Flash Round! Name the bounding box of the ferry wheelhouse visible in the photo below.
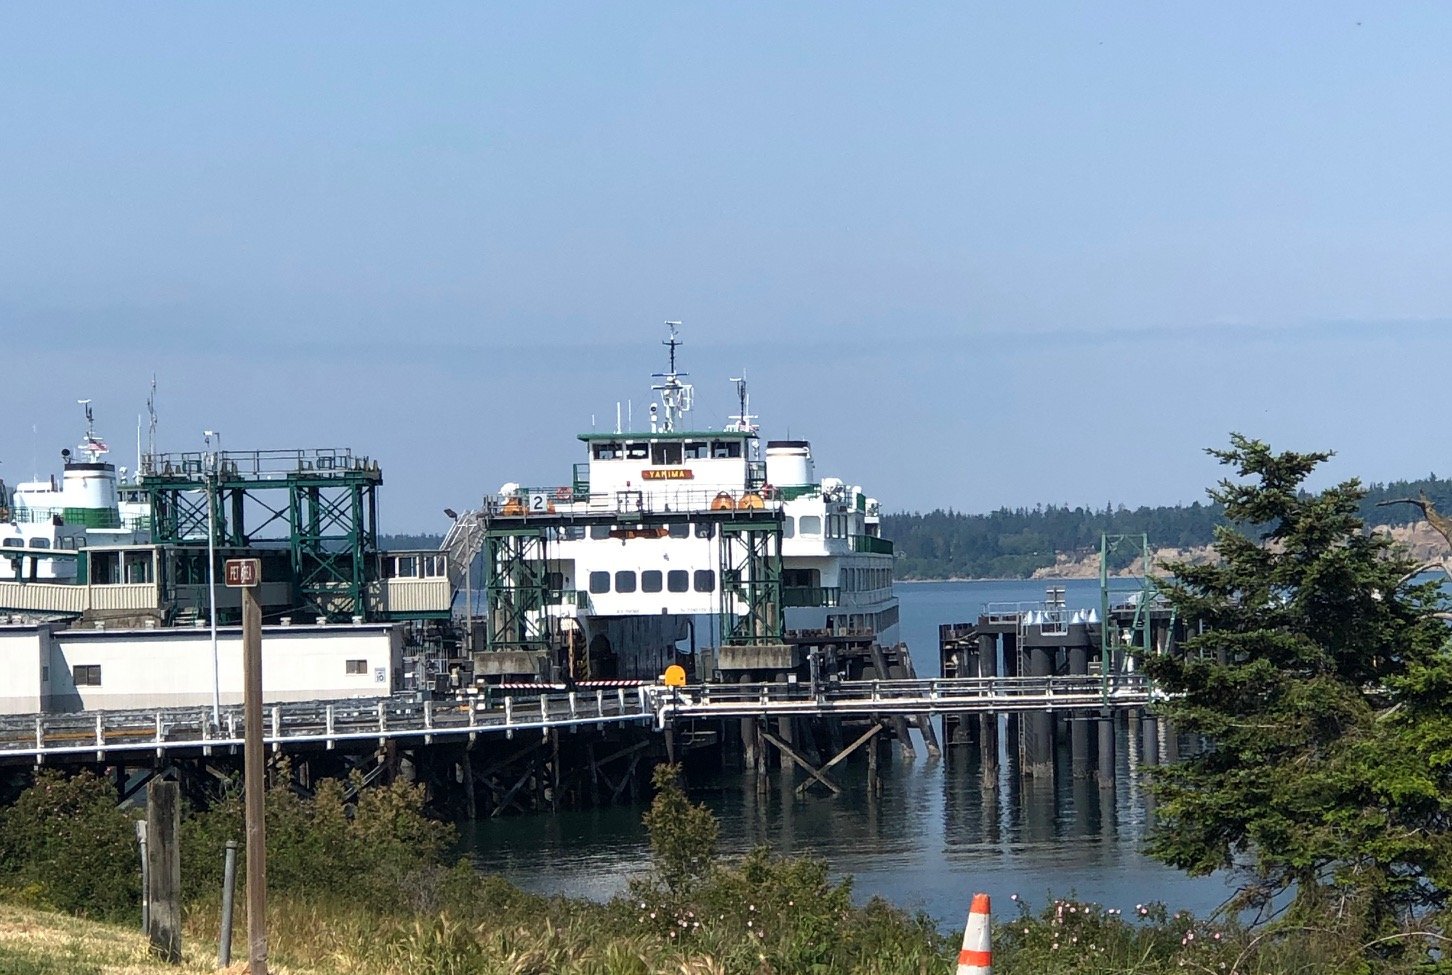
[477,325,899,683]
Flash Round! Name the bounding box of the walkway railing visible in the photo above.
[0,686,655,765]
[0,674,1155,766]
[655,674,1152,724]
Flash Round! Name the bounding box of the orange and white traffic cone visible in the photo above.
[957,892,991,974]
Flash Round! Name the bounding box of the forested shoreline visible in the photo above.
[883,474,1449,579]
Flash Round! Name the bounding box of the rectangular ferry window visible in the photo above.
[626,442,649,460]
[124,552,153,584]
[710,440,742,459]
[684,441,707,460]
[641,570,663,593]
[90,551,121,584]
[346,659,367,675]
[593,442,623,460]
[589,571,610,594]
[782,516,795,538]
[694,522,714,539]
[590,525,611,540]
[73,664,101,686]
[668,522,689,539]
[651,442,683,465]
[614,570,637,593]
[693,569,715,593]
[667,570,689,592]
[799,515,822,536]
[31,538,50,549]
[2,538,21,548]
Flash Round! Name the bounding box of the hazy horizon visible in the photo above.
[5,5,1449,532]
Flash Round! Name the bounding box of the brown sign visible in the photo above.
[224,558,261,588]
[641,469,694,480]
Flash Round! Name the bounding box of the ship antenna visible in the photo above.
[726,371,758,435]
[146,375,157,473]
[76,399,107,464]
[651,320,693,433]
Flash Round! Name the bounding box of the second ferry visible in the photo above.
[469,324,905,686]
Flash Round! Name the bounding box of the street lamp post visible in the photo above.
[204,430,221,724]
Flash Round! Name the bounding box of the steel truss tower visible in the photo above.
[141,449,382,622]
[718,519,783,645]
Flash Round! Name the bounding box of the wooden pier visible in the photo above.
[0,665,1158,811]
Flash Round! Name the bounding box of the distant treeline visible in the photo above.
[379,474,1450,582]
[882,474,1450,580]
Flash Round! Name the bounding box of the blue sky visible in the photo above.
[3,4,1449,530]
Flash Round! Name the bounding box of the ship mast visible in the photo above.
[76,399,109,464]
[650,321,694,433]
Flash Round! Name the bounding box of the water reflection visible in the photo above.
[462,717,1232,926]
[461,580,1235,925]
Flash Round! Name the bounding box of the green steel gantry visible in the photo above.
[481,526,557,654]
[718,518,783,645]
[140,448,382,622]
[477,502,785,660]
[1099,532,1176,692]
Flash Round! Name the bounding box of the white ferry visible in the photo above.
[478,325,900,682]
[0,403,150,583]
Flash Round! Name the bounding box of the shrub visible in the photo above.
[181,762,455,909]
[0,771,138,921]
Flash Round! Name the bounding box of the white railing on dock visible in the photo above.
[0,686,657,765]
[652,674,1153,726]
[0,674,1154,766]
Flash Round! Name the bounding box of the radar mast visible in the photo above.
[650,321,694,433]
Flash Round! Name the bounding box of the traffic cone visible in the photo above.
[957,892,991,974]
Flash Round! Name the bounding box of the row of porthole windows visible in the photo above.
[588,569,715,595]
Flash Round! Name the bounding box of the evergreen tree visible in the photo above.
[1145,436,1452,949]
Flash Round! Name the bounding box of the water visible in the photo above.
[461,579,1236,927]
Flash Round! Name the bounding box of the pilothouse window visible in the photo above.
[710,440,742,459]
[593,442,624,460]
[651,442,683,465]
[684,441,708,460]
[626,442,649,460]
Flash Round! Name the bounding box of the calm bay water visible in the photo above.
[461,579,1235,927]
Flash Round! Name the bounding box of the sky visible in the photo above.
[3,4,1450,532]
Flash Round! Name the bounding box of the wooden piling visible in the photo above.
[145,779,181,964]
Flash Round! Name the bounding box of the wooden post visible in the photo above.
[867,728,881,795]
[462,749,477,821]
[242,581,268,975]
[145,780,181,963]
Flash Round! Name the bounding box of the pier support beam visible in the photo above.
[1022,644,1054,777]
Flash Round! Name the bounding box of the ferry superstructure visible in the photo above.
[476,325,900,683]
[0,403,149,582]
